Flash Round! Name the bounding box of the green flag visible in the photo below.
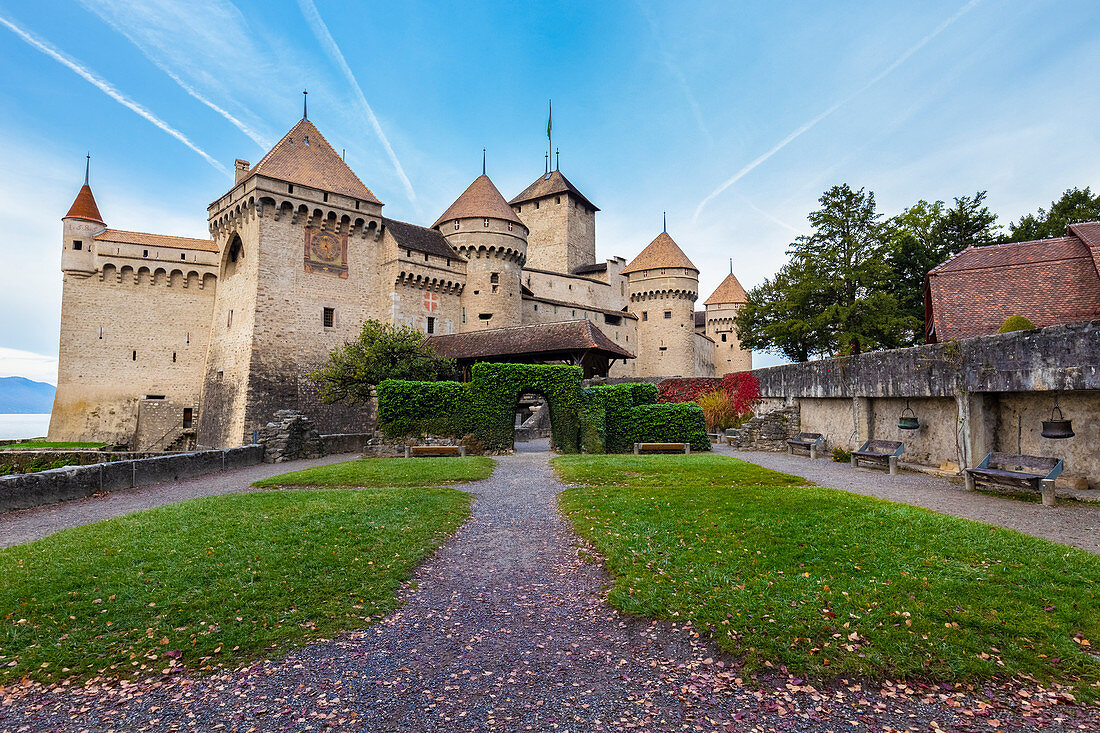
[547,100,552,141]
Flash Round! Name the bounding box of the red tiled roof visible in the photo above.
[248,119,381,204]
[433,174,525,228]
[64,184,105,224]
[926,228,1100,341]
[426,320,633,360]
[384,218,461,260]
[508,170,598,211]
[704,272,748,305]
[94,229,217,253]
[621,232,697,274]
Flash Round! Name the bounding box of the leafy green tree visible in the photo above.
[736,184,917,360]
[1004,187,1100,242]
[934,191,998,254]
[883,200,945,345]
[311,320,455,404]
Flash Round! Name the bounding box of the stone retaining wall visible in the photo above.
[0,445,264,513]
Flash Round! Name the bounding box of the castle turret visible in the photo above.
[509,168,597,273]
[623,230,699,376]
[704,266,752,375]
[436,174,528,330]
[61,156,105,276]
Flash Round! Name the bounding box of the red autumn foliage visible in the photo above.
[657,372,761,416]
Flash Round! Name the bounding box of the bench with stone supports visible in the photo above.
[786,432,825,459]
[404,445,466,458]
[965,452,1063,506]
[851,440,905,475]
[633,442,691,455]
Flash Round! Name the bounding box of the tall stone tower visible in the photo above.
[509,169,597,273]
[436,174,528,330]
[198,115,385,447]
[60,159,105,277]
[623,230,699,376]
[704,266,752,375]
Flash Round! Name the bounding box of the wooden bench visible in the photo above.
[965,452,1063,506]
[787,432,824,459]
[633,442,691,455]
[404,445,466,458]
[708,433,723,444]
[851,440,905,475]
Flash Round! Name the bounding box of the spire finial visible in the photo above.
[302,89,308,119]
[482,148,486,176]
[544,152,549,175]
[555,147,560,171]
[730,257,733,275]
[663,211,667,233]
[84,153,90,186]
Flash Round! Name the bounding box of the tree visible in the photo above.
[1004,187,1100,242]
[736,184,917,360]
[883,200,946,345]
[311,320,455,404]
[934,191,998,254]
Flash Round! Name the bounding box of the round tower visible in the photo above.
[704,264,752,375]
[622,230,699,377]
[61,155,105,277]
[435,174,528,330]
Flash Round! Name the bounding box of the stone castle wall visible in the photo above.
[705,302,752,374]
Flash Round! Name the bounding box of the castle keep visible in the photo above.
[49,115,751,449]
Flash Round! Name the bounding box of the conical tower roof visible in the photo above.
[248,118,381,203]
[704,272,748,305]
[621,232,697,274]
[64,184,105,225]
[509,169,598,211]
[433,174,525,228]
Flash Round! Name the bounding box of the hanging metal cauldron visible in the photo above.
[1041,397,1074,439]
[898,399,920,430]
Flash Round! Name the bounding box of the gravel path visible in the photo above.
[0,453,357,548]
[720,447,1100,554]
[2,448,1095,732]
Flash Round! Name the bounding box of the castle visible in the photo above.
[49,113,751,449]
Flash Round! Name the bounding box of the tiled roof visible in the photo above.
[64,184,105,224]
[704,272,748,305]
[927,230,1100,341]
[426,320,633,360]
[621,232,697,274]
[524,293,638,320]
[508,170,598,211]
[94,229,217,253]
[385,218,461,260]
[572,262,607,275]
[433,175,525,228]
[248,119,381,204]
[1069,222,1100,274]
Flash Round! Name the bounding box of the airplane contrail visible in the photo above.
[298,0,416,203]
[693,0,983,222]
[0,13,229,176]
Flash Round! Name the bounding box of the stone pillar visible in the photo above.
[956,392,996,470]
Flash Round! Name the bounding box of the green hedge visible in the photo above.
[584,385,636,453]
[375,379,467,437]
[630,403,709,451]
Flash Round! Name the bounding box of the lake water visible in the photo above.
[0,414,51,440]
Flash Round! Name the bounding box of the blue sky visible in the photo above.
[1,0,1098,383]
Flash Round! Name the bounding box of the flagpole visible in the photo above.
[547,99,552,178]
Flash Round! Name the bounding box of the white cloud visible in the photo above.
[0,348,59,385]
[0,12,229,176]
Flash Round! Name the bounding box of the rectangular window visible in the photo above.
[323,307,335,328]
[490,272,499,283]
[132,350,137,361]
[143,249,149,257]
[659,346,668,351]
[664,311,672,319]
[227,309,233,327]
[462,307,467,324]
[288,183,294,193]
[182,408,193,429]
[721,334,727,342]
[426,316,435,334]
[73,240,82,250]
[492,284,499,293]
[323,192,329,203]
[642,312,648,321]
[180,253,186,260]
[172,351,177,362]
[604,314,621,326]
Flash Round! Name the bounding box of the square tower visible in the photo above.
[509,170,597,273]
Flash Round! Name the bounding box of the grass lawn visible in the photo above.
[252,456,495,488]
[1,485,472,685]
[0,441,105,451]
[555,454,1100,694]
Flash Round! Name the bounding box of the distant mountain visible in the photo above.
[0,377,55,413]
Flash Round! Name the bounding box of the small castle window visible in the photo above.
[478,313,492,320]
[143,250,149,258]
[426,316,435,334]
[132,350,137,361]
[227,309,233,327]
[533,304,538,311]
[304,134,310,145]
[659,346,667,351]
[355,201,360,210]
[73,240,82,250]
[490,272,499,283]
[642,312,648,321]
[555,196,560,204]
[406,249,411,257]
[483,218,489,228]
[664,311,672,319]
[424,252,429,262]
[492,285,498,293]
[323,307,335,328]
[721,334,727,342]
[182,408,193,429]
[323,192,328,203]
[172,351,177,362]
[288,184,294,193]
[462,307,467,324]
[535,201,540,209]
[98,327,103,340]
[454,221,460,230]
[571,310,576,317]
[180,253,186,260]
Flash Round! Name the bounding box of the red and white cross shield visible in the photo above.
[423,291,439,312]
